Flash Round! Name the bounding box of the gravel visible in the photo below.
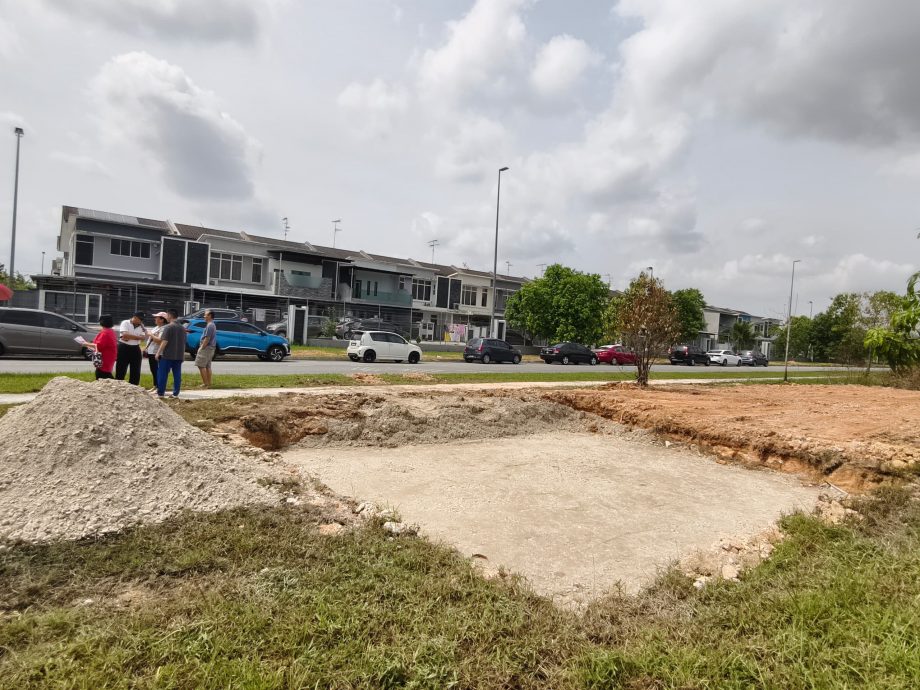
[0,377,282,543]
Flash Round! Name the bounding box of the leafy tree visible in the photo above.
[608,273,679,386]
[728,320,755,350]
[860,290,903,372]
[504,264,609,345]
[772,316,813,360]
[812,293,863,364]
[864,272,920,372]
[0,264,35,291]
[670,288,707,343]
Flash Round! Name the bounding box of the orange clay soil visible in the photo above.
[543,383,920,493]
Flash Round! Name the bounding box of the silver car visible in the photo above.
[0,308,92,358]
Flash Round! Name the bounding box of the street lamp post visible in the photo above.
[41,251,45,275]
[332,219,342,248]
[490,166,509,338]
[9,127,24,285]
[783,259,801,382]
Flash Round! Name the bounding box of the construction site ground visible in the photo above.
[170,381,919,605]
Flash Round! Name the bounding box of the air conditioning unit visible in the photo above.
[209,278,219,286]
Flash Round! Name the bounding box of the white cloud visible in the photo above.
[530,34,600,99]
[91,52,262,200]
[49,152,111,177]
[0,15,21,59]
[417,0,527,105]
[337,78,409,140]
[433,114,508,182]
[42,0,279,43]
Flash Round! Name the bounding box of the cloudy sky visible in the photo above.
[1,0,918,317]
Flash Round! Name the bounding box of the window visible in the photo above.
[0,310,43,327]
[110,238,151,258]
[251,258,263,284]
[370,332,388,342]
[209,252,243,281]
[386,333,407,345]
[237,323,262,334]
[398,276,410,291]
[291,270,311,277]
[75,234,94,265]
[42,313,77,330]
[373,281,378,297]
[481,288,488,307]
[353,280,362,298]
[412,278,432,302]
[461,285,478,306]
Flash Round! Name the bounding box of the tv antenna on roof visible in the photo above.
[505,260,512,274]
[281,216,290,241]
[427,238,440,263]
[332,219,342,248]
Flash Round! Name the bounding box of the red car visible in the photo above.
[594,344,637,365]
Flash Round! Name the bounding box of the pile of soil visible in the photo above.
[229,391,608,450]
[545,384,920,491]
[0,378,283,543]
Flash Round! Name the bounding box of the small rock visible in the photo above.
[721,564,740,580]
[382,521,418,536]
[664,440,672,448]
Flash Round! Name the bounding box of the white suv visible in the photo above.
[347,330,422,363]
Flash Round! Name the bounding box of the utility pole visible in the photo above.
[9,127,24,285]
[281,216,290,241]
[490,166,509,338]
[427,238,439,264]
[537,263,547,276]
[783,259,801,382]
[41,251,45,275]
[603,273,612,288]
[332,219,342,248]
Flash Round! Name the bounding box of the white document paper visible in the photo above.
[73,336,89,345]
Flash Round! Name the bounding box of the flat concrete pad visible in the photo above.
[286,432,820,605]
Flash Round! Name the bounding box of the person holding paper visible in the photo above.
[85,315,117,380]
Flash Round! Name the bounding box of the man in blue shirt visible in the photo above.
[194,309,218,389]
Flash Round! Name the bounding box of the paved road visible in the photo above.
[0,357,849,376]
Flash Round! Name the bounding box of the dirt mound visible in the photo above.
[544,384,920,492]
[0,378,284,543]
[217,391,608,450]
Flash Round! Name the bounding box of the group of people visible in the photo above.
[86,309,218,398]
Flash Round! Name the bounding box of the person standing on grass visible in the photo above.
[86,314,117,380]
[155,309,187,398]
[194,309,217,389]
[115,311,146,385]
[144,312,168,392]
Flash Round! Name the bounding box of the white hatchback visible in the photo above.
[347,331,422,363]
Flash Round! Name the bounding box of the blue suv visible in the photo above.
[186,319,290,362]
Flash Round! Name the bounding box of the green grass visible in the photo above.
[1,489,919,688]
[0,369,852,395]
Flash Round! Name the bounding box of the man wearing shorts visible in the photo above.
[195,309,218,389]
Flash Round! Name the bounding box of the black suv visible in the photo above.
[464,338,522,364]
[669,344,710,366]
[738,349,769,367]
[540,342,598,365]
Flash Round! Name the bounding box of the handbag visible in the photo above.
[91,350,104,369]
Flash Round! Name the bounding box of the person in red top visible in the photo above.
[87,314,118,380]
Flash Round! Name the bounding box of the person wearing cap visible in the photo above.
[85,314,117,380]
[144,312,169,391]
[116,311,147,386]
[194,309,218,389]
[155,308,187,398]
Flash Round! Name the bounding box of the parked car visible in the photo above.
[181,308,247,323]
[708,349,742,366]
[347,331,421,363]
[668,344,710,366]
[339,318,407,340]
[265,315,329,339]
[464,338,522,364]
[185,318,289,361]
[0,307,93,358]
[594,344,637,366]
[738,349,769,367]
[540,342,598,365]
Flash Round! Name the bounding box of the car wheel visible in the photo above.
[267,345,285,362]
[721,359,727,366]
[363,350,376,363]
[736,359,742,367]
[408,352,420,364]
[590,356,598,366]
[562,355,570,365]
[688,357,695,366]
[482,353,491,364]
[512,354,521,364]
[188,347,198,358]
[80,346,91,360]
[543,358,552,364]
[704,359,710,366]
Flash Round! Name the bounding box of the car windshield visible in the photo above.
[550,343,566,349]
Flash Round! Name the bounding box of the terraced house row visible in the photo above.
[29,206,528,342]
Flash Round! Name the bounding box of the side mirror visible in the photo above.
[71,324,79,331]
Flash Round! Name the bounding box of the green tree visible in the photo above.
[860,290,903,372]
[0,264,35,291]
[772,316,813,360]
[728,320,755,350]
[504,264,610,345]
[864,272,920,372]
[670,288,707,343]
[609,273,680,386]
[812,293,863,364]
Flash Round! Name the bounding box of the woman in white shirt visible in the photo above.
[145,312,168,391]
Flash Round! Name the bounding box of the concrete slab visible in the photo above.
[286,432,821,606]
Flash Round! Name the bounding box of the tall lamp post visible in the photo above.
[490,166,509,338]
[9,127,24,285]
[331,219,342,248]
[783,259,801,382]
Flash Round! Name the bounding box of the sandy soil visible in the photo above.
[285,432,820,606]
[544,384,920,492]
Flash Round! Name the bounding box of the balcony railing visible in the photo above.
[351,290,412,306]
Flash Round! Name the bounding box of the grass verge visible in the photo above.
[0,369,855,395]
[1,489,918,688]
